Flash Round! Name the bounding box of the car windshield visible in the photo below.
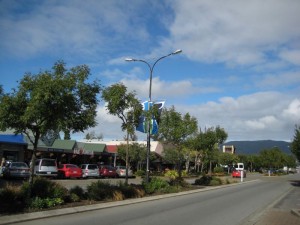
[11,162,28,168]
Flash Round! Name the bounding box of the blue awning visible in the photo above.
[0,134,27,145]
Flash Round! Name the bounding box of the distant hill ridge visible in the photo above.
[223,140,291,155]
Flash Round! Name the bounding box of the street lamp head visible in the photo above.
[172,49,182,55]
[125,58,134,62]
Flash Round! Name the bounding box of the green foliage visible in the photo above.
[87,180,113,201]
[291,125,300,161]
[194,175,222,186]
[101,83,142,133]
[30,197,64,209]
[213,166,224,174]
[164,169,179,180]
[259,147,287,169]
[23,177,68,199]
[135,170,146,177]
[143,177,170,194]
[195,175,212,185]
[0,184,27,213]
[69,185,86,200]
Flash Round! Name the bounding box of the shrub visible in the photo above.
[143,177,170,194]
[69,185,86,200]
[23,177,68,199]
[213,167,224,174]
[87,181,114,201]
[135,170,145,177]
[30,197,64,209]
[164,170,178,180]
[0,184,27,213]
[194,175,212,185]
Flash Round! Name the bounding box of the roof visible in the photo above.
[0,134,27,145]
[76,142,105,154]
[106,145,118,153]
[51,139,76,150]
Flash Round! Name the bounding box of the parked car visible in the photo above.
[34,158,58,177]
[2,162,30,179]
[80,164,99,178]
[115,165,133,178]
[232,169,246,178]
[99,165,117,178]
[57,164,82,179]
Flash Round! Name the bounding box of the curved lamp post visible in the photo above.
[125,49,182,183]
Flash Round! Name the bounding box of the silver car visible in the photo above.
[115,166,133,178]
[80,164,99,178]
[2,162,30,179]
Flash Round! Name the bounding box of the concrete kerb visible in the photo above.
[0,179,260,225]
[291,209,300,217]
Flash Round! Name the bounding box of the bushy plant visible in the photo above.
[22,177,68,199]
[194,175,212,185]
[87,181,114,201]
[69,185,86,200]
[30,197,64,209]
[0,184,27,213]
[143,177,170,194]
[164,170,178,180]
[135,170,145,177]
[213,167,224,174]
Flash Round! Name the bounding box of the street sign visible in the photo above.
[136,100,165,134]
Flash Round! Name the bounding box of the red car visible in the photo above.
[99,165,117,178]
[57,164,82,179]
[232,169,246,178]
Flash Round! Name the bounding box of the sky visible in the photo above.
[0,0,300,142]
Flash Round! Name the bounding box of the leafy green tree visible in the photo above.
[291,125,300,161]
[101,83,142,184]
[194,126,228,176]
[0,61,101,185]
[117,142,153,171]
[259,147,286,169]
[156,106,198,177]
[218,152,239,173]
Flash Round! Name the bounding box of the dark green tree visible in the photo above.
[259,147,286,169]
[193,126,228,176]
[156,106,198,177]
[0,61,101,185]
[291,125,300,161]
[101,83,142,184]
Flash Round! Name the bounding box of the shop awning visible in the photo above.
[0,134,27,145]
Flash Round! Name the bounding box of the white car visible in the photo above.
[115,166,133,178]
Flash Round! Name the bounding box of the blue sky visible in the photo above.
[1,0,300,142]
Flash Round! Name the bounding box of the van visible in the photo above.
[80,164,99,178]
[234,163,244,171]
[34,158,58,177]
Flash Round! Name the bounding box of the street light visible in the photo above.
[125,49,182,183]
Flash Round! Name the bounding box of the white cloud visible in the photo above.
[166,0,300,66]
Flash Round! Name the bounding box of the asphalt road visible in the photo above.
[12,174,297,225]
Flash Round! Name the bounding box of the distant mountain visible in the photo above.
[222,140,291,155]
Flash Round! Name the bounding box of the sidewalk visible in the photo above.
[244,178,300,225]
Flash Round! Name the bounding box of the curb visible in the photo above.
[0,179,259,225]
[291,208,300,217]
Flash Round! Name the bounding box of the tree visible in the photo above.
[193,126,228,176]
[101,83,142,184]
[0,61,101,185]
[291,125,300,161]
[218,152,239,173]
[156,106,198,177]
[259,147,286,169]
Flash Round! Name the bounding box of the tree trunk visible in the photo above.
[125,132,129,185]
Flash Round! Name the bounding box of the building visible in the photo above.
[222,145,236,154]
